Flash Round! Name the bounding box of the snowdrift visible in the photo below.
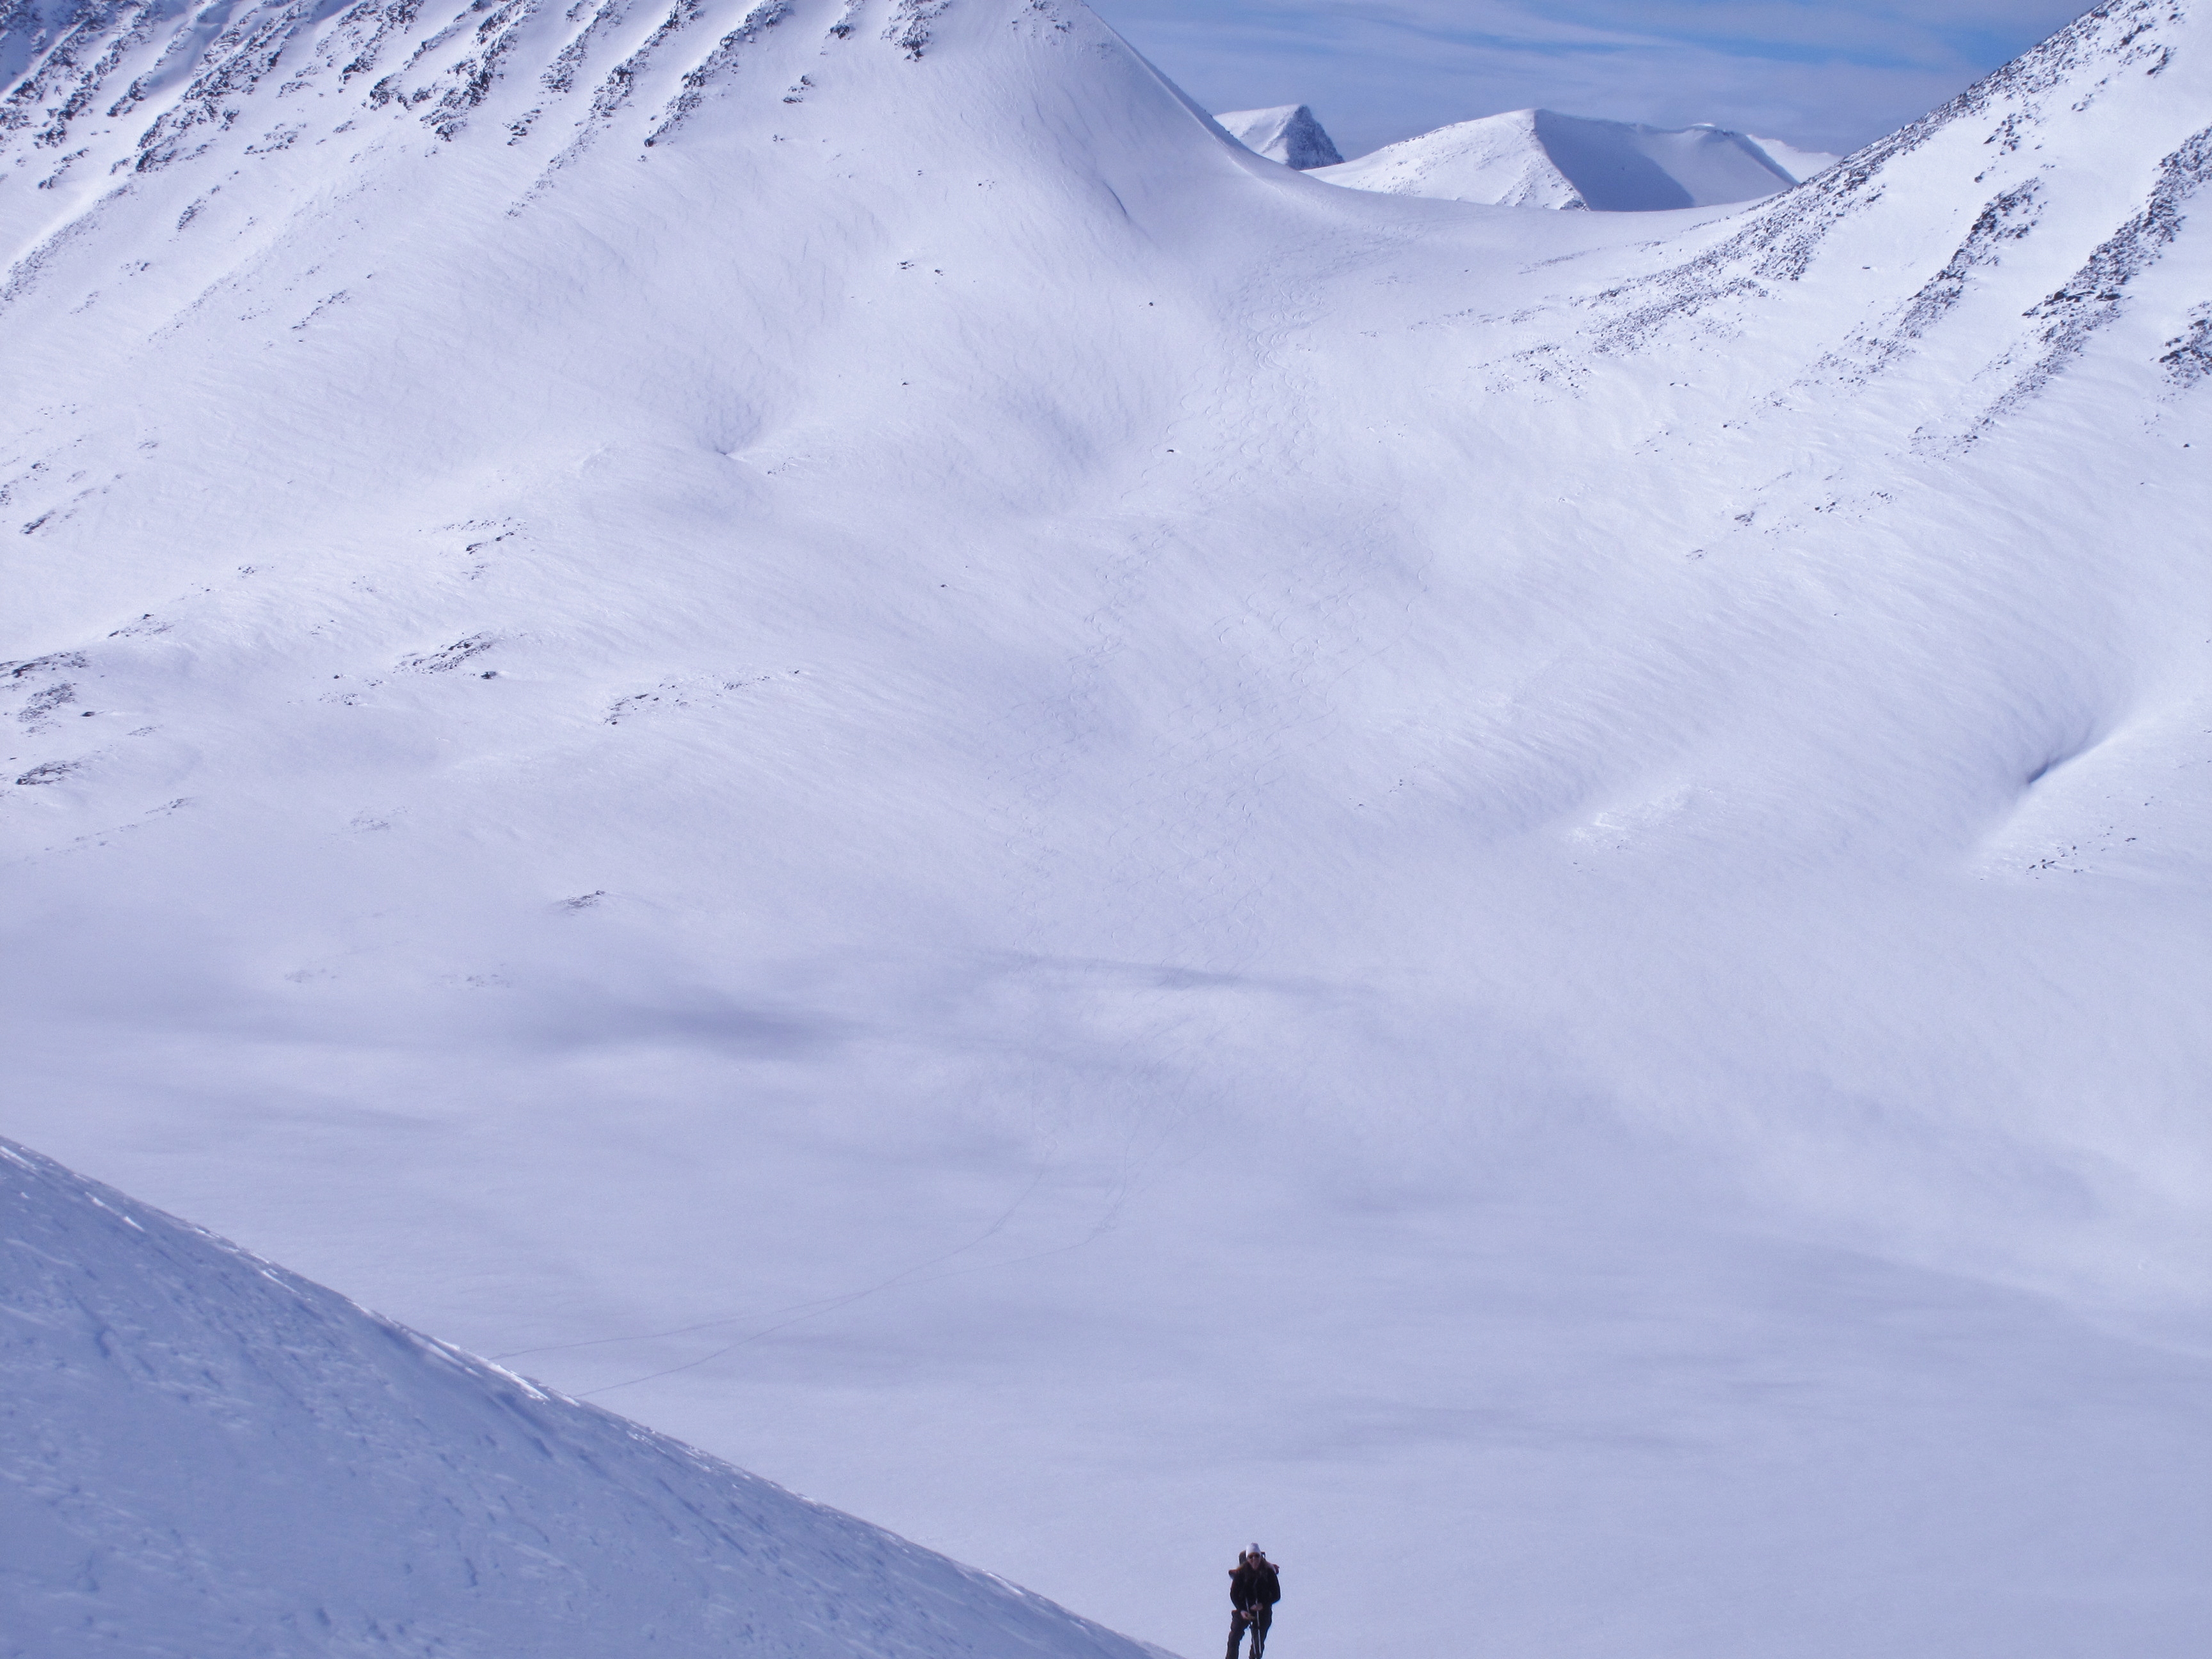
[0,1137,1167,1659]
[1313,107,1808,209]
[3,0,2211,1655]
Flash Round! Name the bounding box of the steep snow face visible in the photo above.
[1213,102,1341,168]
[1746,132,1841,182]
[1314,108,1802,209]
[0,1136,1169,1659]
[3,1,2212,1656]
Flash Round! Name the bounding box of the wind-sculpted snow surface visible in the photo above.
[0,1137,1170,1659]
[2,1,2211,1656]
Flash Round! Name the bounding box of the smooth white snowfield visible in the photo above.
[3,0,2211,1656]
[0,1137,1171,1659]
[1313,107,1804,209]
[1212,104,1342,169]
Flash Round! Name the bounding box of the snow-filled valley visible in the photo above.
[4,0,2211,1655]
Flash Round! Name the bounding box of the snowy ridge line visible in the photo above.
[1214,104,1341,171]
[1310,109,1801,212]
[1578,0,2186,352]
[0,1135,389,1326]
[1467,0,2212,441]
[0,1134,1176,1659]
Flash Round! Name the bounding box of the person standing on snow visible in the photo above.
[1226,1545,1281,1659]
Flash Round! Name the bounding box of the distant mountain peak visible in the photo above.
[1313,108,1830,211]
[1214,103,1343,169]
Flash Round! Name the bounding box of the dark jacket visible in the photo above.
[1230,1560,1281,1611]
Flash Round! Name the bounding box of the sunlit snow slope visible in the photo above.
[4,0,2211,1655]
[0,1137,1167,1659]
[1312,107,1802,209]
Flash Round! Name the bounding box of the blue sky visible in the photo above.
[1089,1,2094,157]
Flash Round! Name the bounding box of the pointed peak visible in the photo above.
[1214,103,1344,169]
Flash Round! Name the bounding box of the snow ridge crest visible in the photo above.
[0,1134,1167,1659]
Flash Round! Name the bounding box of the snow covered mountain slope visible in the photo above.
[0,1137,1167,1659]
[3,0,2211,1655]
[1312,108,1802,209]
[1212,103,1340,168]
[1745,132,1840,182]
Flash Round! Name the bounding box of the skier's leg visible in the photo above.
[1224,1612,1246,1659]
[1251,1607,1270,1659]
